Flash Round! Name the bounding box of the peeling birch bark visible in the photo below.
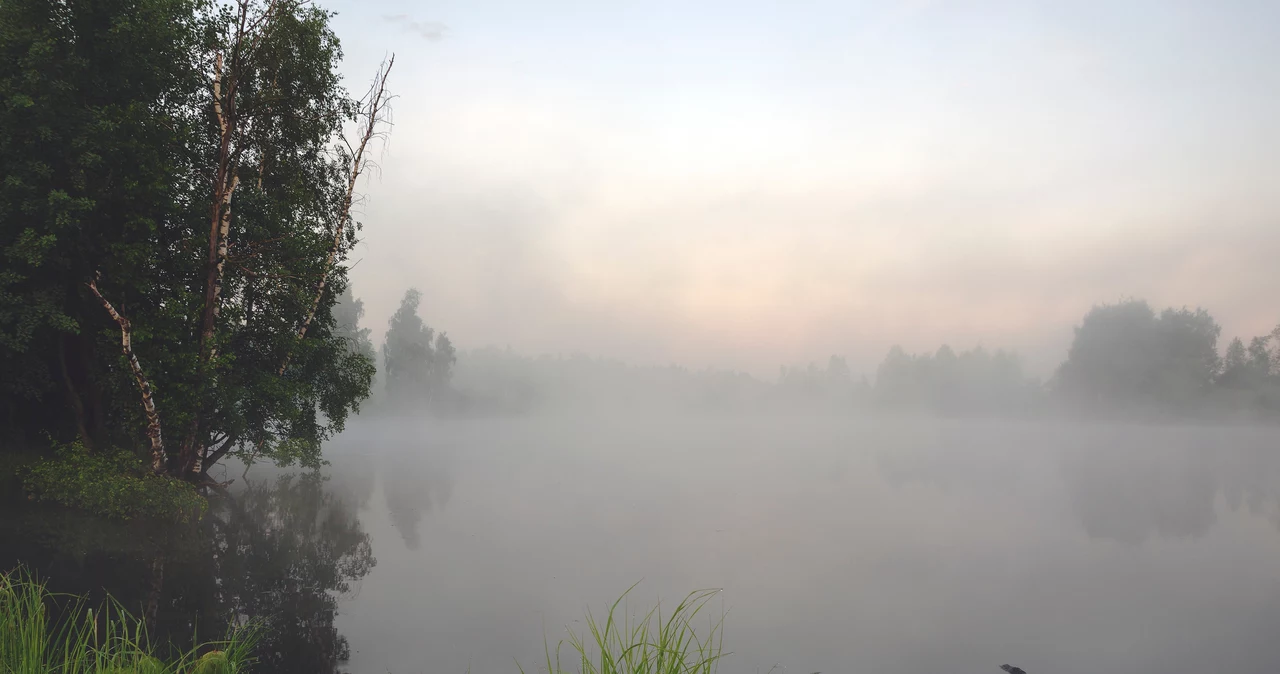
[87,276,166,474]
[201,51,240,364]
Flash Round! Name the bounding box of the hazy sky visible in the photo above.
[326,0,1280,377]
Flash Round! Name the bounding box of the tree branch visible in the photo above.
[87,275,165,474]
[201,433,240,476]
[279,54,395,377]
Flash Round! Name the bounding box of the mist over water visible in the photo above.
[5,1,1280,672]
[296,7,1280,665]
[207,413,1280,674]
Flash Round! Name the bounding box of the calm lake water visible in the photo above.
[6,415,1280,673]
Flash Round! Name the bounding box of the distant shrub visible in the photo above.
[20,442,207,522]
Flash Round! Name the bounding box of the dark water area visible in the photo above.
[0,469,371,672]
[5,415,1280,673]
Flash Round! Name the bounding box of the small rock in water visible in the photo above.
[1000,665,1027,674]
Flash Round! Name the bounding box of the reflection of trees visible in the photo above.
[381,449,453,551]
[1060,435,1217,543]
[202,474,376,672]
[0,472,376,674]
[316,448,379,511]
[871,420,1280,545]
[1058,425,1280,544]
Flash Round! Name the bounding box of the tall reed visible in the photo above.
[526,583,727,674]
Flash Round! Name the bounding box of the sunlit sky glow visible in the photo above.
[326,0,1280,376]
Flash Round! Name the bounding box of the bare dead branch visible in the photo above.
[278,54,395,377]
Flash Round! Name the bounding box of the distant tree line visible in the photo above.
[442,348,773,415]
[873,345,1040,416]
[777,356,870,408]
[1054,300,1278,420]
[336,294,1277,422]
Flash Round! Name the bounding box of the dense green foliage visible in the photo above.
[0,0,205,451]
[20,443,207,522]
[0,568,258,673]
[0,0,385,481]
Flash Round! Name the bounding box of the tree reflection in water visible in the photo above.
[873,420,1280,545]
[382,453,453,551]
[0,472,376,674]
[205,473,376,671]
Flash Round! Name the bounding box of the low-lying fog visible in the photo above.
[218,413,1280,674]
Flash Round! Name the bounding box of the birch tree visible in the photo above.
[0,0,390,484]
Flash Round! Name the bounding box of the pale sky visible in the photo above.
[326,0,1280,377]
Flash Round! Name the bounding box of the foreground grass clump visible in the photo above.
[20,442,207,523]
[0,569,256,673]
[526,584,727,674]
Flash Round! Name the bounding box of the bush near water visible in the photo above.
[19,442,206,523]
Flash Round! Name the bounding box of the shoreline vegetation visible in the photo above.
[18,442,207,523]
[2,567,724,674]
[0,569,258,673]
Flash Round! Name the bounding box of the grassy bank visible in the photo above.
[0,569,256,673]
[2,566,724,674]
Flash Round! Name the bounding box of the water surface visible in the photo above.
[7,415,1280,673]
